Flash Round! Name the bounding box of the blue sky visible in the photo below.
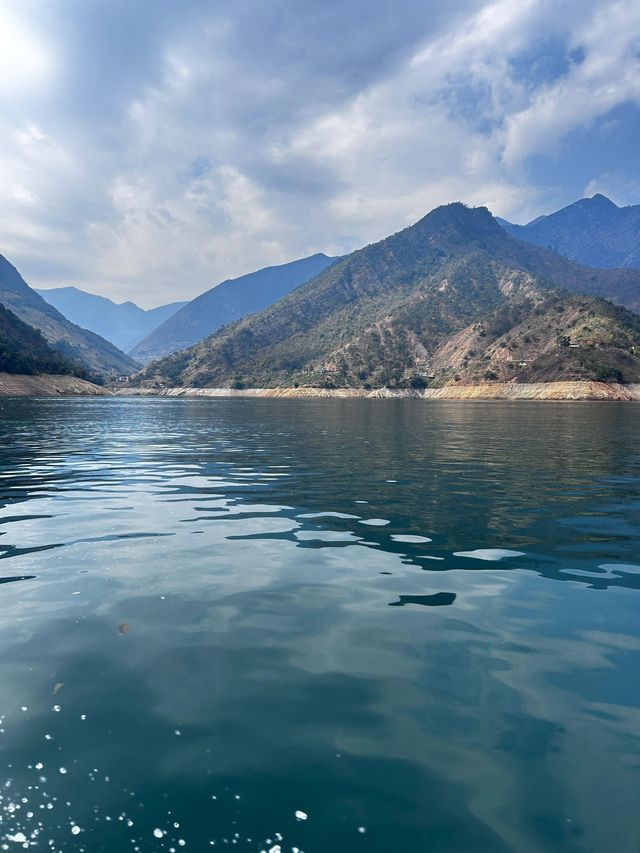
[1,0,639,306]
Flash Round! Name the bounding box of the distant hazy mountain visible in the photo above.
[36,286,187,352]
[0,301,88,377]
[498,194,640,269]
[134,203,640,389]
[130,253,337,363]
[0,254,137,377]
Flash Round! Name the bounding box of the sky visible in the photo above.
[1,0,639,307]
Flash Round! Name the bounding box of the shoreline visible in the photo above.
[0,372,111,397]
[2,375,638,400]
[115,381,640,401]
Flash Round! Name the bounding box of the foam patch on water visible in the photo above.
[358,519,390,527]
[453,549,525,561]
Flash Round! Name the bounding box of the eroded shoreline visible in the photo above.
[2,375,638,400]
[115,381,640,401]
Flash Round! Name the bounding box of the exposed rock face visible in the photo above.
[0,373,112,396]
[116,382,640,401]
[421,382,640,401]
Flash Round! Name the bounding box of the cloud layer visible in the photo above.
[1,0,639,306]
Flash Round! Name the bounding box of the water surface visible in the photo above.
[0,398,639,852]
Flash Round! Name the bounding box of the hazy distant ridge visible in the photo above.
[36,286,187,352]
[498,194,640,270]
[130,253,337,363]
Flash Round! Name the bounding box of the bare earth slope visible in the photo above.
[0,372,111,396]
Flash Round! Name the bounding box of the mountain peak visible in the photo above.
[411,202,503,245]
[416,201,486,225]
[497,193,640,269]
[549,193,620,220]
[583,193,618,209]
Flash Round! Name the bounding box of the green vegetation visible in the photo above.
[0,302,93,378]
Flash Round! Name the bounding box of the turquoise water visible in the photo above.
[0,398,639,852]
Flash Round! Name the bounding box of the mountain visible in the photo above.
[498,194,640,269]
[0,301,89,377]
[134,203,640,389]
[130,253,338,363]
[35,287,187,352]
[0,254,137,378]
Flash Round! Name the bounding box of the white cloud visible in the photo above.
[0,0,637,306]
[501,0,640,167]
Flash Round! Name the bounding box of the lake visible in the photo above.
[0,398,638,852]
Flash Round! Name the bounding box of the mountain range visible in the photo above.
[130,253,337,363]
[4,194,640,389]
[498,194,640,269]
[35,287,187,352]
[134,203,640,389]
[0,254,137,378]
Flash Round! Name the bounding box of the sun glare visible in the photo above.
[0,6,52,94]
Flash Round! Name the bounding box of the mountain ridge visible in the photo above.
[0,301,94,377]
[0,254,137,377]
[499,194,640,269]
[35,286,187,352]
